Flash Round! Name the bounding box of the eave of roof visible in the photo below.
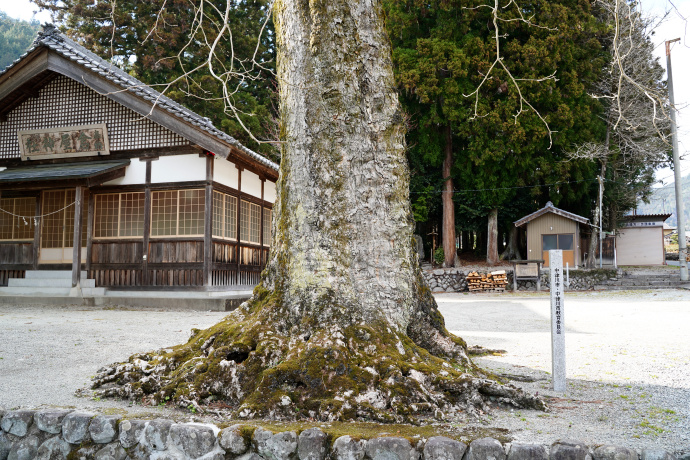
[0,25,279,175]
[624,213,672,221]
[514,201,590,227]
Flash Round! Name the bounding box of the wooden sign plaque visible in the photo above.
[18,124,110,161]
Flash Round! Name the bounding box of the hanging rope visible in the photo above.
[0,200,78,227]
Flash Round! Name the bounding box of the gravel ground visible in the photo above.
[438,289,690,452]
[1,291,689,453]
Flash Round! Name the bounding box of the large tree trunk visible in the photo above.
[442,123,457,267]
[91,0,543,422]
[501,225,521,261]
[486,208,499,265]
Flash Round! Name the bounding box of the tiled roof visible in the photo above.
[514,201,590,227]
[0,160,129,183]
[0,25,279,173]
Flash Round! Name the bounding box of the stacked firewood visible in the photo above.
[466,270,508,292]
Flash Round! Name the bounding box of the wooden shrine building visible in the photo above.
[0,25,279,291]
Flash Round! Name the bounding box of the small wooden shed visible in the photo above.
[616,213,671,266]
[514,202,590,268]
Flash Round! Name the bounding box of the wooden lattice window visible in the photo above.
[212,191,237,240]
[94,192,145,238]
[151,189,205,237]
[0,197,35,241]
[263,207,272,247]
[240,200,261,244]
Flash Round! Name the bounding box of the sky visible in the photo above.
[2,0,690,186]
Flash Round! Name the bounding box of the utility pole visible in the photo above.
[666,38,688,281]
[598,175,603,269]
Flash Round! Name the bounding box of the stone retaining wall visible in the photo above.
[422,269,619,292]
[1,409,686,460]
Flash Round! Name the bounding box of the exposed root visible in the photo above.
[90,287,546,422]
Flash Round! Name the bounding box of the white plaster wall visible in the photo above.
[102,158,147,185]
[151,154,206,183]
[242,170,262,199]
[264,180,276,204]
[214,158,239,189]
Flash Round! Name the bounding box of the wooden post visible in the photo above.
[33,193,41,270]
[203,155,214,287]
[71,186,83,288]
[142,160,152,285]
[260,177,265,263]
[236,167,242,285]
[85,190,94,273]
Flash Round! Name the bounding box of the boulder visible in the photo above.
[298,428,328,460]
[94,443,128,460]
[219,425,248,455]
[423,436,466,460]
[641,450,676,460]
[61,412,95,445]
[89,415,120,444]
[8,428,49,460]
[365,437,419,460]
[0,432,16,460]
[333,436,366,460]
[550,440,590,460]
[36,436,71,460]
[253,428,297,460]
[143,418,173,451]
[1,411,34,437]
[508,443,548,460]
[34,411,72,435]
[118,419,147,449]
[593,446,637,460]
[169,424,218,458]
[465,438,505,460]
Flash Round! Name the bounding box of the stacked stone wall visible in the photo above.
[422,269,619,293]
[1,409,686,460]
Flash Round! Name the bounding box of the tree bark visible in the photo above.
[587,161,607,268]
[501,225,521,261]
[91,0,543,422]
[442,123,456,267]
[486,208,499,265]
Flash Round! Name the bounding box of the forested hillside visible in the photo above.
[638,174,690,228]
[0,12,40,71]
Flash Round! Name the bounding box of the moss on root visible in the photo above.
[92,282,545,423]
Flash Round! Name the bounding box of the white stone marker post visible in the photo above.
[549,249,566,392]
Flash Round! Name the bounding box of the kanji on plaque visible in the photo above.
[18,124,110,160]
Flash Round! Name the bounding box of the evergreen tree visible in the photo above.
[0,12,41,70]
[385,0,605,263]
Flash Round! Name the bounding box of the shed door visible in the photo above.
[542,234,575,267]
[617,227,664,265]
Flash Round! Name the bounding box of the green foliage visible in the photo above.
[385,0,606,240]
[0,12,41,71]
[33,0,279,161]
[433,247,444,265]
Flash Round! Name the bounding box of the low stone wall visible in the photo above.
[0,409,685,460]
[422,269,619,293]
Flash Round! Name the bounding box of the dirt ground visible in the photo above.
[1,289,689,453]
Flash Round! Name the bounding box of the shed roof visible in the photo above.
[623,213,672,222]
[514,201,590,228]
[0,25,278,174]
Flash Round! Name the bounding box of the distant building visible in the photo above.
[0,25,278,292]
[617,214,671,266]
[514,202,589,268]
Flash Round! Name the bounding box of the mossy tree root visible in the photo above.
[91,285,545,423]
